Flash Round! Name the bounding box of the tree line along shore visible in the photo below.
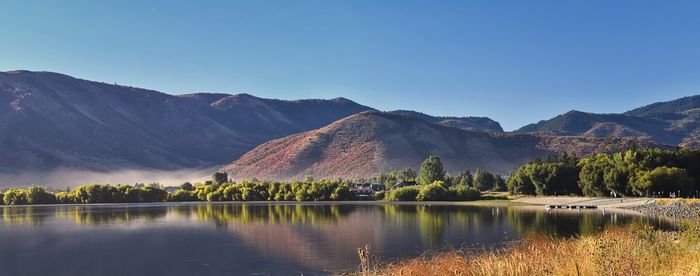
[0,154,496,205]
[507,147,700,198]
[2,148,699,206]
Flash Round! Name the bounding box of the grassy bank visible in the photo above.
[368,221,700,276]
[656,198,700,205]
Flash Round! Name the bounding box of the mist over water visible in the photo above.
[0,168,217,188]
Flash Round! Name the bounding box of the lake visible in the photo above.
[0,202,671,275]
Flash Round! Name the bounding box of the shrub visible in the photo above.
[331,185,354,200]
[222,185,243,201]
[207,190,224,201]
[55,191,78,204]
[386,186,420,201]
[450,185,481,201]
[372,191,385,201]
[170,190,197,202]
[26,186,56,204]
[137,186,168,202]
[417,182,448,201]
[3,188,28,205]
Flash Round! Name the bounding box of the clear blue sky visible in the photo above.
[2,1,700,130]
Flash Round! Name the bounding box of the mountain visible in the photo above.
[2,69,689,184]
[388,110,503,132]
[224,111,652,180]
[0,70,373,172]
[516,95,700,146]
[625,95,700,116]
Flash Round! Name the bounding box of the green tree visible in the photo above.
[376,171,398,185]
[212,172,229,186]
[630,166,693,196]
[507,167,536,195]
[473,169,495,191]
[26,186,56,204]
[418,155,446,184]
[138,186,168,202]
[55,191,77,204]
[456,170,473,187]
[180,182,195,191]
[399,167,417,181]
[416,181,448,201]
[577,154,611,197]
[3,188,28,205]
[493,175,506,192]
[385,186,420,201]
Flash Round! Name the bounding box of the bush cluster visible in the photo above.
[176,180,356,202]
[385,181,480,201]
[2,184,169,205]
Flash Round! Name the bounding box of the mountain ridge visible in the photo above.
[515,95,700,146]
[224,111,655,180]
[388,110,503,132]
[0,70,374,172]
[0,70,502,175]
[1,70,696,185]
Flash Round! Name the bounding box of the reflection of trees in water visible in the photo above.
[416,206,445,248]
[504,208,653,238]
[2,203,664,238]
[1,205,168,226]
[2,206,53,226]
[172,204,355,227]
[380,205,507,249]
[59,206,168,225]
[378,205,665,248]
[505,208,598,237]
[1,204,358,227]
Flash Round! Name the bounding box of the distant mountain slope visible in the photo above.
[625,95,700,117]
[224,111,651,180]
[516,95,700,146]
[389,110,503,132]
[0,71,373,172]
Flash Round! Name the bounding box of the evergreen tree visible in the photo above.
[212,172,229,186]
[473,169,495,191]
[457,170,473,186]
[180,182,195,191]
[493,175,506,192]
[418,155,446,184]
[399,167,417,181]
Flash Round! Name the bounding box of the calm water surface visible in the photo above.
[0,202,671,275]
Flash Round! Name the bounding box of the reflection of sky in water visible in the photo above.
[0,203,672,275]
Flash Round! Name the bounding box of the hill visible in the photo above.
[224,111,652,180]
[388,110,503,132]
[625,95,700,116]
[516,95,700,146]
[0,70,373,172]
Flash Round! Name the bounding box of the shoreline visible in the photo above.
[4,197,698,220]
[512,196,700,220]
[511,196,654,208]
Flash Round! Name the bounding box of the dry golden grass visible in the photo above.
[656,198,700,205]
[370,222,700,276]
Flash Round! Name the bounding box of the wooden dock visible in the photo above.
[545,204,597,210]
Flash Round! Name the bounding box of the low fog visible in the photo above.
[0,168,218,189]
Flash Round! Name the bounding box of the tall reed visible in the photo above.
[369,221,700,276]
